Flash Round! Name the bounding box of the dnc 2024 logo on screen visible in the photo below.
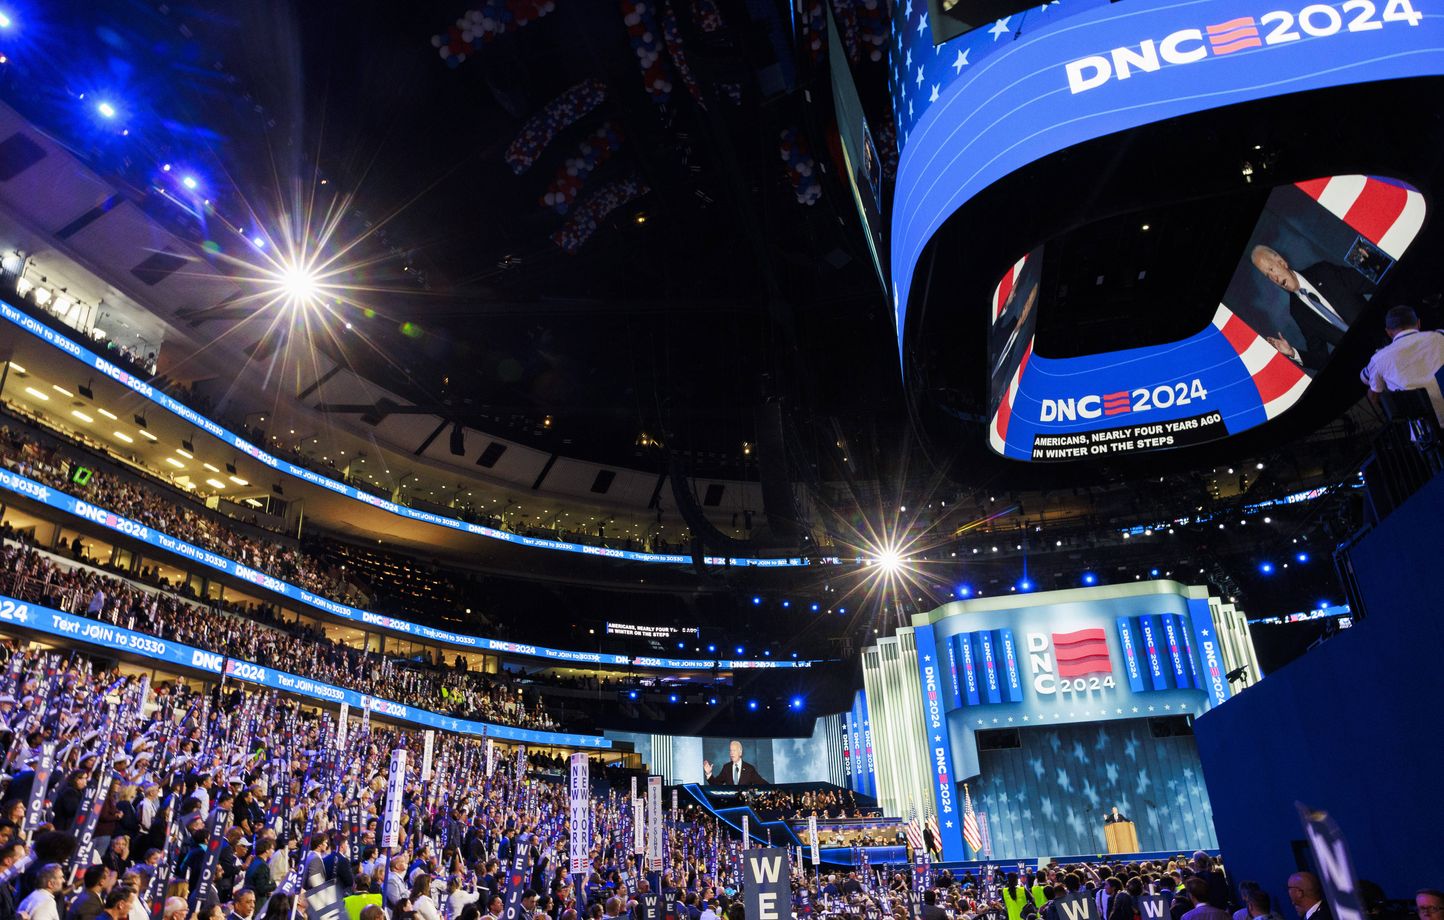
[1065,0,1424,94]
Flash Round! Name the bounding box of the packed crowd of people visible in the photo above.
[0,536,558,734]
[0,642,1433,920]
[0,427,361,609]
[800,822,903,849]
[0,646,766,920]
[712,787,875,821]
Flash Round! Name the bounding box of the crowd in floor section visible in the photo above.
[0,647,1435,920]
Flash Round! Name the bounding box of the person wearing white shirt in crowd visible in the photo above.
[448,876,481,918]
[410,874,443,920]
[17,863,65,920]
[1360,305,1444,423]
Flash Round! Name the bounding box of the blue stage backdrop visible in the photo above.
[971,719,1216,859]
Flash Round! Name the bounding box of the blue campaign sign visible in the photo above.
[1116,618,1146,693]
[742,848,793,920]
[911,625,966,859]
[0,593,611,747]
[0,464,815,672]
[0,300,824,570]
[889,0,1444,362]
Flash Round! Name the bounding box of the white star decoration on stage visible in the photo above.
[928,84,940,103]
[952,48,969,73]
[989,17,1012,39]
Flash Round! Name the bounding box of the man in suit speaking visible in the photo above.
[703,741,766,786]
[1251,245,1372,373]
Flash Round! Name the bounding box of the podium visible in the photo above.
[1104,819,1140,854]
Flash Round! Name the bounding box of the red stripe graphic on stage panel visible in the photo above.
[1052,627,1112,678]
[1207,17,1261,54]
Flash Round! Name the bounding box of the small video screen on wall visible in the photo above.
[986,175,1426,462]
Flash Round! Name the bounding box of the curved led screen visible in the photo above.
[889,0,1444,362]
[988,174,1426,460]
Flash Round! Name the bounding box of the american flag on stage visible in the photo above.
[962,784,983,854]
[905,805,925,853]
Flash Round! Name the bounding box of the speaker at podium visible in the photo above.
[1103,807,1140,854]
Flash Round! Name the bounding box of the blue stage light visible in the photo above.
[707,644,716,653]
[0,12,12,28]
[1296,552,1310,563]
[181,175,199,190]
[628,690,638,700]
[252,237,266,249]
[669,694,678,703]
[1150,568,1160,577]
[747,700,759,711]
[735,646,744,655]
[1317,599,1330,610]
[1017,579,1034,592]
[790,697,803,710]
[838,607,845,614]
[1259,561,1275,575]
[957,584,973,598]
[791,652,798,658]
[763,650,771,656]
[781,600,790,608]
[709,697,717,705]
[751,596,761,605]
[1082,572,1098,586]
[676,641,684,649]
[97,101,117,119]
[810,603,819,612]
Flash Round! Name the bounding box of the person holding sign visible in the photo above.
[703,742,765,787]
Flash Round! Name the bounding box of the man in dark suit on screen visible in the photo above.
[703,741,766,786]
[1251,245,1372,373]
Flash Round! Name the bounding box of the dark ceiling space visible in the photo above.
[0,0,1421,672]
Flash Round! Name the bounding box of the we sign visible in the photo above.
[743,848,793,920]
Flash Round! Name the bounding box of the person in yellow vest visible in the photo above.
[1003,873,1031,920]
[1029,874,1047,911]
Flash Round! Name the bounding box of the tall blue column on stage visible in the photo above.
[912,624,966,859]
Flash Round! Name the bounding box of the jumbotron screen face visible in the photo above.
[987,174,1426,461]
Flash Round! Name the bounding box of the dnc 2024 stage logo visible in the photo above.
[1065,0,1424,94]
[1025,628,1117,695]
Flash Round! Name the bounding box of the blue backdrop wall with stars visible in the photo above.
[972,719,1217,858]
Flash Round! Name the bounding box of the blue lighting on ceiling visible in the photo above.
[1296,552,1310,563]
[1260,562,1275,575]
[956,584,973,598]
[747,700,758,711]
[1082,572,1097,586]
[1017,578,1034,592]
[752,596,761,605]
[790,696,803,711]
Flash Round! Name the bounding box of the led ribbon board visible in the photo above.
[890,0,1444,362]
[0,465,814,670]
[0,593,611,747]
[0,300,826,568]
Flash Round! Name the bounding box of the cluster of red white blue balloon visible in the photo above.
[779,128,822,206]
[504,80,610,175]
[689,0,723,33]
[552,176,651,253]
[832,0,887,63]
[430,0,558,67]
[798,0,826,62]
[620,0,675,105]
[661,3,706,109]
[540,123,626,214]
